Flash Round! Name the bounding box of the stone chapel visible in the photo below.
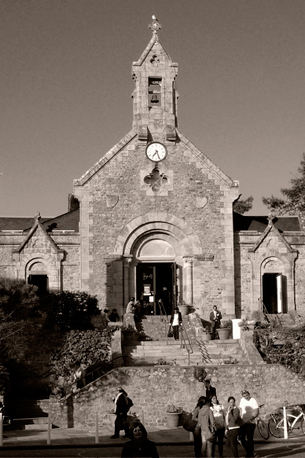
[1,18,305,321]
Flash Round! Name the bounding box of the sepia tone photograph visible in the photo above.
[1,1,305,456]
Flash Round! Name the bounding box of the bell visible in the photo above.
[151,94,159,103]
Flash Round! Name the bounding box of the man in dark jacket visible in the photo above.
[209,305,222,339]
[111,388,131,439]
[204,379,217,401]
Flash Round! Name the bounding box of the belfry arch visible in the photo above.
[114,212,202,313]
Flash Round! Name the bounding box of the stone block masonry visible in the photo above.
[44,364,305,429]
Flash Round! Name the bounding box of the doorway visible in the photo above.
[28,274,48,294]
[262,273,287,314]
[136,263,176,315]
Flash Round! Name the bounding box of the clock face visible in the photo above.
[146,142,167,162]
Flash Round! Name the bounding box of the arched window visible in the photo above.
[139,239,175,258]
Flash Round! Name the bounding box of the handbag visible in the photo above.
[182,413,198,432]
[206,429,216,442]
[167,325,173,338]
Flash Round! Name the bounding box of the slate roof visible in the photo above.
[233,212,301,232]
[0,209,79,233]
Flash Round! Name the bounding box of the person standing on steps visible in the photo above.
[170,306,182,340]
[209,305,222,339]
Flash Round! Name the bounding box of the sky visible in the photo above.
[1,0,305,217]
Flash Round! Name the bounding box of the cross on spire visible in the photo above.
[148,15,161,35]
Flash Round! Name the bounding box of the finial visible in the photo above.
[148,15,161,36]
[34,211,41,220]
[268,211,275,226]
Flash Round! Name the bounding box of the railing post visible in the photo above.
[47,414,51,445]
[0,412,3,447]
[283,405,288,439]
[95,412,99,444]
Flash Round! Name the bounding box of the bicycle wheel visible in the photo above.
[257,419,269,440]
[269,416,284,438]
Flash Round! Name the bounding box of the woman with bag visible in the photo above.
[225,396,243,457]
[192,396,216,457]
[210,396,225,458]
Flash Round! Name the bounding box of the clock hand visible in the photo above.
[153,150,161,160]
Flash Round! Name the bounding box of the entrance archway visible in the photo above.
[114,212,202,313]
[27,261,48,294]
[261,258,287,314]
[133,233,179,315]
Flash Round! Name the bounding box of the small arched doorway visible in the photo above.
[27,261,48,294]
[261,257,287,314]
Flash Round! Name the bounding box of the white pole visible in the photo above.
[283,406,288,439]
[0,413,3,447]
[95,412,99,444]
[47,414,51,445]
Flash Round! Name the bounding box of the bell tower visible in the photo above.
[132,16,178,141]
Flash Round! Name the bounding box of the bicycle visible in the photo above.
[268,405,305,438]
[256,404,269,440]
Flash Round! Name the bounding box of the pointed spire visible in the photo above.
[148,15,161,39]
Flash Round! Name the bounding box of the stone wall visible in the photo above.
[44,364,305,429]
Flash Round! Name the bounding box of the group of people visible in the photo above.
[192,380,259,457]
[111,382,259,458]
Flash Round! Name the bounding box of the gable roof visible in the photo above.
[74,129,137,186]
[248,215,296,254]
[177,129,238,187]
[13,216,63,255]
[40,209,79,232]
[233,212,301,232]
[0,209,79,233]
[0,217,50,232]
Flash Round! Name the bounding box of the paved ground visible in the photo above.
[1,424,305,457]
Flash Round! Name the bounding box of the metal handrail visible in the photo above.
[180,324,193,360]
[60,356,122,398]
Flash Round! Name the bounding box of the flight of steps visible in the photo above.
[5,399,50,431]
[122,315,250,366]
[122,337,248,366]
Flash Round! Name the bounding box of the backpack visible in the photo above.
[127,397,134,411]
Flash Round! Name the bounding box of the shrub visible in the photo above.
[254,323,305,379]
[50,328,112,392]
[42,291,100,331]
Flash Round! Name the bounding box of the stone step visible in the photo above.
[12,417,50,430]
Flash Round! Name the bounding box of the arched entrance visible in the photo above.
[134,236,179,315]
[27,260,48,294]
[114,212,202,314]
[261,257,286,314]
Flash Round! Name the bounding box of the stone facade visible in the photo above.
[42,364,305,429]
[1,19,305,320]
